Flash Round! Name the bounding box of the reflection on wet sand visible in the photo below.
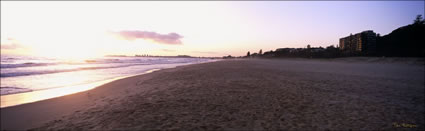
[0,69,160,108]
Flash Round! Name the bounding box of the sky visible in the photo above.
[1,1,424,58]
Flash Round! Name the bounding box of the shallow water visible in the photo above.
[0,55,212,96]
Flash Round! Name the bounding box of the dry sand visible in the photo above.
[1,58,424,130]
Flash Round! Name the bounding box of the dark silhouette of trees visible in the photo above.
[263,50,275,57]
[259,49,262,55]
[247,45,340,58]
[413,15,424,25]
[247,51,250,57]
[223,55,233,59]
[377,14,425,57]
[244,14,424,59]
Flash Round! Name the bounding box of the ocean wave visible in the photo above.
[0,62,57,68]
[0,63,150,78]
[1,57,209,78]
[0,86,33,95]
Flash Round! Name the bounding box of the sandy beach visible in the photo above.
[1,58,424,130]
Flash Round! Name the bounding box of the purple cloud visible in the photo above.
[114,30,183,45]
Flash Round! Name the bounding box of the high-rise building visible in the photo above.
[339,30,377,54]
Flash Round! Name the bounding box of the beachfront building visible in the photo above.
[339,30,377,54]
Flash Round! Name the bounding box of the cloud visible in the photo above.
[113,30,183,45]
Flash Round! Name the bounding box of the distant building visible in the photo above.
[339,30,377,54]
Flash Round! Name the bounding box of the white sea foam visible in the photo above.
[0,55,214,96]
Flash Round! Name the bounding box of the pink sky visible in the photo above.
[1,1,424,58]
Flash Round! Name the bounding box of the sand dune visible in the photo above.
[1,58,424,130]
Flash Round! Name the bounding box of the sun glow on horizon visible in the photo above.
[1,31,107,59]
[1,27,167,59]
[1,1,424,57]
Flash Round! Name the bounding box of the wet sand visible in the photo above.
[1,58,424,130]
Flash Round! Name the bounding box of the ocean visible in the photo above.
[0,55,213,96]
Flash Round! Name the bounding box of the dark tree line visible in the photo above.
[246,45,342,58]
[376,15,425,57]
[245,15,425,58]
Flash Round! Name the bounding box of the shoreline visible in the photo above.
[0,61,218,130]
[0,69,159,108]
[0,60,218,108]
[1,58,423,130]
